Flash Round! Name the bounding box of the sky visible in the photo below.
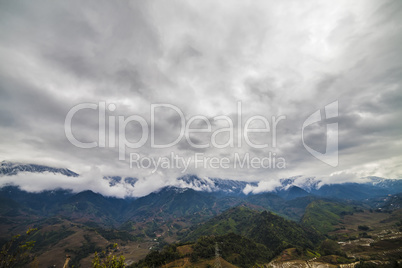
[0,0,401,197]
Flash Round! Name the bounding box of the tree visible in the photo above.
[357,225,369,231]
[0,228,37,268]
[318,239,343,256]
[92,244,125,268]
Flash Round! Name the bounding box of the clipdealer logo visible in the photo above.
[64,101,338,172]
[302,101,339,167]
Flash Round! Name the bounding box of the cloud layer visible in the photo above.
[0,0,401,193]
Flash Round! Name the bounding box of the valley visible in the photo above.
[1,163,402,267]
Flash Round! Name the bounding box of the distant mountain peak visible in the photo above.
[103,176,138,187]
[278,176,321,192]
[176,174,257,194]
[177,175,215,191]
[276,185,311,200]
[158,185,191,194]
[364,176,402,189]
[0,160,79,177]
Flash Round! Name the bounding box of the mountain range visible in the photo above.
[1,161,402,227]
[1,161,402,201]
[1,161,402,267]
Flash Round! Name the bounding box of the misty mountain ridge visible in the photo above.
[177,174,257,194]
[0,160,78,177]
[1,161,402,200]
[1,165,402,267]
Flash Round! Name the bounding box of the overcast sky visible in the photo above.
[0,0,401,196]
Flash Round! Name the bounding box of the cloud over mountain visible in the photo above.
[0,0,401,189]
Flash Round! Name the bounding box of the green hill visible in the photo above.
[301,200,354,234]
[182,206,322,253]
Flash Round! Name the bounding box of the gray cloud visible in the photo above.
[0,0,401,196]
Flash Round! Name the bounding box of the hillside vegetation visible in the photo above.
[301,200,355,234]
[180,207,322,259]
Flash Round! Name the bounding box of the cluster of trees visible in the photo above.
[191,233,272,268]
[130,244,180,267]
[131,233,273,268]
[0,228,36,268]
[92,243,125,268]
[358,225,370,231]
[317,239,344,256]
